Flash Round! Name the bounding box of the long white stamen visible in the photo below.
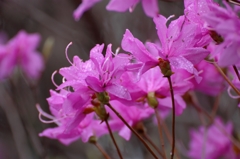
[51,70,59,88]
[36,104,61,125]
[65,42,73,65]
[227,86,240,99]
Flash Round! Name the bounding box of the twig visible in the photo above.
[211,93,221,118]
[105,119,123,159]
[214,63,240,95]
[233,65,240,81]
[142,133,164,157]
[95,143,111,159]
[160,116,181,159]
[154,109,167,159]
[167,76,176,159]
[107,103,158,159]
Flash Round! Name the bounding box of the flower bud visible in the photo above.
[147,92,159,109]
[158,58,174,77]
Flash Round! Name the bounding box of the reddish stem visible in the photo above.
[105,119,123,159]
[95,143,111,159]
[107,103,158,159]
[154,109,167,159]
[167,76,176,159]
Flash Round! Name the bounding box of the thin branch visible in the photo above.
[154,109,167,159]
[107,103,158,159]
[160,116,181,159]
[214,63,240,95]
[95,143,111,159]
[140,133,163,157]
[211,93,221,118]
[105,119,123,159]
[233,65,240,81]
[167,76,176,159]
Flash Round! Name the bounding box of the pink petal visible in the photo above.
[169,56,194,73]
[183,47,209,65]
[141,0,159,17]
[65,110,86,132]
[90,44,104,72]
[121,29,157,63]
[119,123,132,141]
[20,51,44,79]
[217,42,240,67]
[106,0,139,12]
[73,0,101,21]
[85,76,103,92]
[106,83,131,100]
[153,15,168,53]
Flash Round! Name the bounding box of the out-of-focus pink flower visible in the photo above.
[0,30,44,80]
[202,2,240,67]
[106,0,159,17]
[188,118,237,159]
[73,0,159,20]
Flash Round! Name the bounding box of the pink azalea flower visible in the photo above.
[106,0,159,17]
[39,43,134,144]
[121,15,210,82]
[38,89,107,145]
[85,44,132,100]
[188,118,238,159]
[202,1,240,67]
[0,30,44,80]
[59,43,132,100]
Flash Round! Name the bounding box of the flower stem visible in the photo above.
[214,63,240,95]
[167,76,176,159]
[142,133,164,157]
[105,119,123,159]
[233,65,240,81]
[227,0,240,6]
[154,109,167,159]
[160,116,181,159]
[107,103,158,159]
[94,143,111,159]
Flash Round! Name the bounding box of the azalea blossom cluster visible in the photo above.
[0,30,44,80]
[38,0,240,158]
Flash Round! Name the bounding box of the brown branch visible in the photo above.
[105,119,123,159]
[107,103,158,159]
[154,109,167,159]
[167,76,176,159]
